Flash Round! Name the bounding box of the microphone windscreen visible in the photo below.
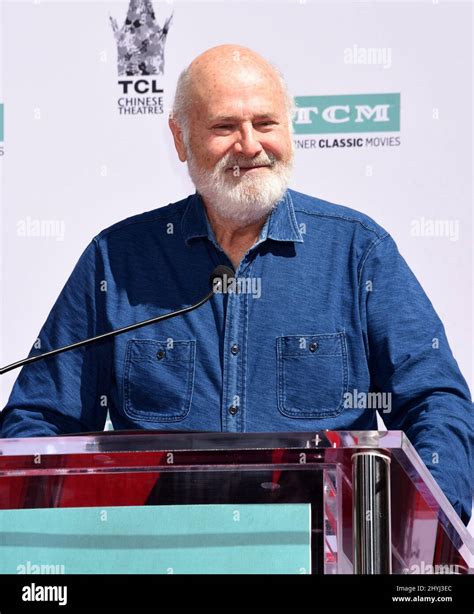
[209,265,235,289]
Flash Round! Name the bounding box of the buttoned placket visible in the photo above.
[198,219,242,431]
[221,280,244,431]
[220,221,270,431]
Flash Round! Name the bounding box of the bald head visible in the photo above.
[171,45,294,142]
[188,45,287,106]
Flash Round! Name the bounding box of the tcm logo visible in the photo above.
[293,93,400,134]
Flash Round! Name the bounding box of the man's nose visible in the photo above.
[233,125,264,158]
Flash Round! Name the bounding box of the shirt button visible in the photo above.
[156,349,166,360]
[229,405,239,415]
[231,344,239,355]
[309,342,318,353]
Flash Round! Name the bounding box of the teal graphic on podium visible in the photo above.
[0,504,311,574]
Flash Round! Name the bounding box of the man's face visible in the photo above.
[174,68,294,225]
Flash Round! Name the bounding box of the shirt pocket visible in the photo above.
[123,339,196,423]
[276,332,348,419]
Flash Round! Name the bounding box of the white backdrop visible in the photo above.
[1,0,472,410]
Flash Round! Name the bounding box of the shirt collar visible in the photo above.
[181,189,304,246]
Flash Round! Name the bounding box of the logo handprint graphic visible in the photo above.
[110,0,173,76]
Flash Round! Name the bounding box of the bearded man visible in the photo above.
[1,45,472,524]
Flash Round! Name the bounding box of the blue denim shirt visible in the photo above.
[1,189,472,522]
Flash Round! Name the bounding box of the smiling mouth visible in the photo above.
[226,165,271,171]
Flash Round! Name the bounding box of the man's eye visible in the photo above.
[214,125,233,130]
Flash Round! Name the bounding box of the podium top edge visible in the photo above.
[0,430,406,456]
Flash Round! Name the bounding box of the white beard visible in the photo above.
[186,147,294,225]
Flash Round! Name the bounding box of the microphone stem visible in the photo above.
[0,290,215,375]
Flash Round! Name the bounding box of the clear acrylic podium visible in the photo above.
[0,430,472,574]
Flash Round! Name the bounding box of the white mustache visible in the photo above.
[226,164,273,170]
[222,153,277,171]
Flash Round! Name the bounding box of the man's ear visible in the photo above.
[168,116,188,162]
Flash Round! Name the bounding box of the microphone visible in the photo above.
[209,264,234,292]
[0,265,235,375]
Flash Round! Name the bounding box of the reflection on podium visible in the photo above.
[0,430,472,574]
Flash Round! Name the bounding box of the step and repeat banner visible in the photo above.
[0,0,472,409]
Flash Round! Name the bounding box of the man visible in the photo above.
[1,45,472,524]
